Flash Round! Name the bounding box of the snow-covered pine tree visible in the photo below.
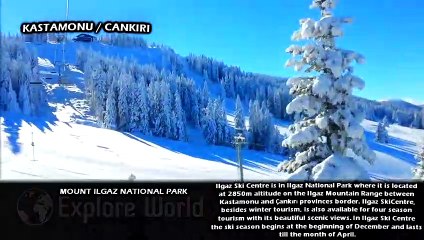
[138,80,150,135]
[375,121,389,143]
[170,113,178,139]
[247,100,273,151]
[268,126,285,154]
[273,90,283,119]
[0,67,21,113]
[413,142,424,180]
[224,123,233,146]
[90,64,108,122]
[266,85,274,112]
[148,81,164,136]
[234,95,246,133]
[199,97,229,145]
[0,62,11,111]
[161,81,173,138]
[203,69,209,82]
[8,88,20,113]
[382,116,389,128]
[219,80,226,101]
[129,82,141,131]
[174,89,187,141]
[201,79,209,109]
[19,82,31,115]
[225,75,236,98]
[191,92,201,127]
[260,101,274,149]
[117,73,131,130]
[411,112,421,129]
[104,88,118,129]
[391,110,399,125]
[211,62,219,81]
[201,99,217,145]
[129,78,149,133]
[278,0,375,180]
[215,99,228,145]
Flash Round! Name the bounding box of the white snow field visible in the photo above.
[0,42,422,181]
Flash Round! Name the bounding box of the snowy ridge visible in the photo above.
[379,99,423,111]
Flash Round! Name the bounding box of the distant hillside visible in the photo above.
[380,99,423,111]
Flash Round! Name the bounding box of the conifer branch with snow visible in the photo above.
[278,0,375,180]
[413,142,424,180]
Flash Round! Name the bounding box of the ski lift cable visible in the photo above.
[59,0,69,83]
[62,0,69,68]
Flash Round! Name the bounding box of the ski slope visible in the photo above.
[0,42,422,181]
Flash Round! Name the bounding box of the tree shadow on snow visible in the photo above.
[128,131,284,176]
[1,106,59,154]
[121,132,153,147]
[364,131,417,165]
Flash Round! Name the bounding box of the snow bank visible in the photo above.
[312,153,370,180]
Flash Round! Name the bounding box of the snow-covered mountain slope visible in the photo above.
[1,47,285,180]
[1,119,284,180]
[0,42,422,181]
[360,120,422,180]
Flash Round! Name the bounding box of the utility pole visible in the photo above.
[233,129,246,182]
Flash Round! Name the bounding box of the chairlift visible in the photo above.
[30,75,45,86]
[234,127,245,135]
[56,33,66,43]
[29,81,43,85]
[56,0,70,86]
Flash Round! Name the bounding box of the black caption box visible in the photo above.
[0,182,423,240]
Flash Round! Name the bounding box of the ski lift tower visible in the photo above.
[57,0,70,84]
[233,128,247,182]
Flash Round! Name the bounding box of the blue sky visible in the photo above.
[2,0,423,103]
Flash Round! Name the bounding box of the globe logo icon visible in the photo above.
[17,188,53,226]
